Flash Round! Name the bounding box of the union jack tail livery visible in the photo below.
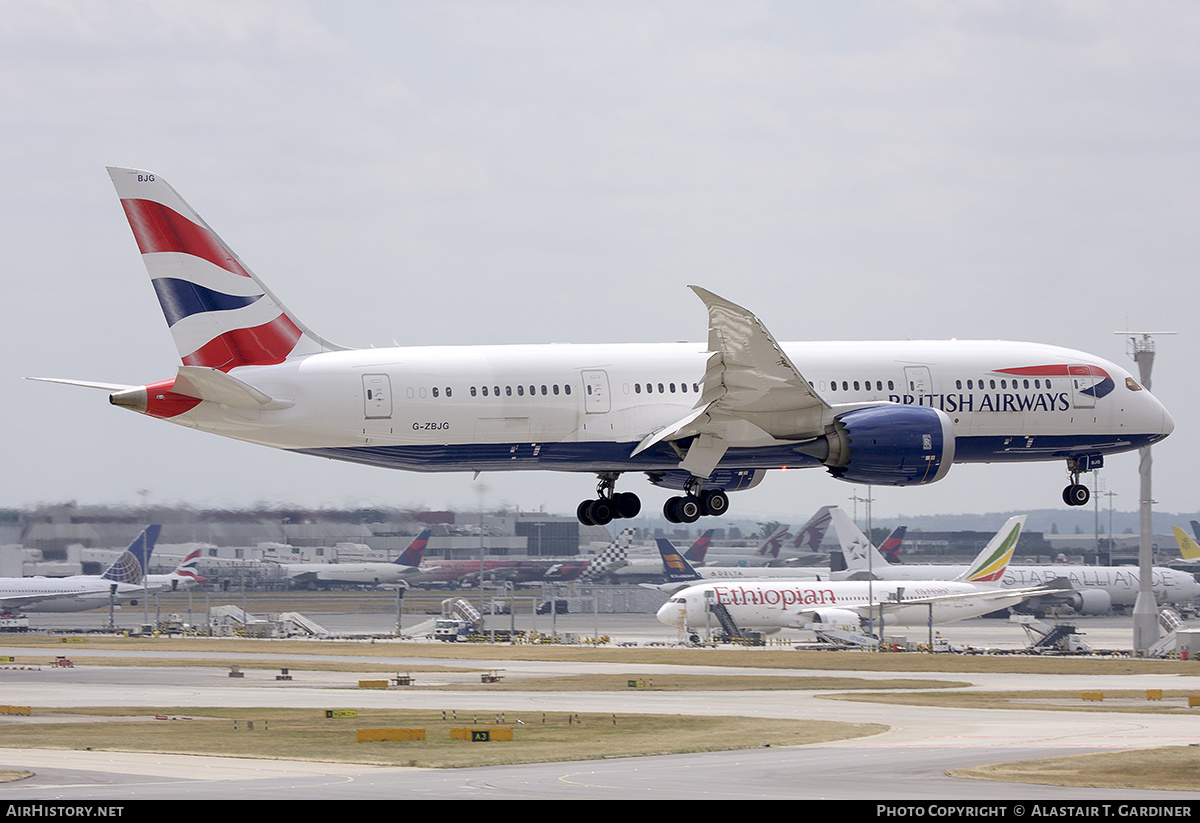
[170,550,207,586]
[106,167,338,371]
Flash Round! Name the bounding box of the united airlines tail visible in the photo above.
[101,525,161,585]
[105,167,340,370]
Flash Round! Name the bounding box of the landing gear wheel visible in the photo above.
[700,489,729,517]
[586,498,615,525]
[1063,484,1090,507]
[577,500,595,526]
[663,497,680,524]
[665,496,701,523]
[576,474,640,525]
[614,492,641,519]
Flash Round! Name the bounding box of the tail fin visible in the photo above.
[754,524,791,558]
[1191,521,1200,542]
[170,549,207,586]
[396,530,431,566]
[957,516,1025,583]
[101,525,161,585]
[684,529,715,563]
[829,507,881,574]
[1172,527,1200,560]
[585,528,634,576]
[878,526,907,563]
[791,505,836,552]
[658,538,703,584]
[106,167,340,371]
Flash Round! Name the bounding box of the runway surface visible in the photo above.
[1,614,1199,800]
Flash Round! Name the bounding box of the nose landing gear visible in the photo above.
[1062,455,1102,507]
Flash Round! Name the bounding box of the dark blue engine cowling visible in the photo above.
[647,469,766,492]
[825,405,955,486]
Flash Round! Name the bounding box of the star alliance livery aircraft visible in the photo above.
[34,169,1175,525]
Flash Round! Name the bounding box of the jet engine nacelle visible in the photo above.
[1067,588,1112,615]
[808,608,863,629]
[823,405,955,486]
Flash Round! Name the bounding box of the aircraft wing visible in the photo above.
[632,287,829,476]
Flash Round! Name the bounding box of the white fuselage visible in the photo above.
[834,561,1200,607]
[153,339,1172,483]
[280,562,418,586]
[656,578,1037,632]
[0,577,146,613]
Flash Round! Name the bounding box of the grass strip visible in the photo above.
[950,746,1200,792]
[0,707,884,769]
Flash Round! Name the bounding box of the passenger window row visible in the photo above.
[825,379,896,393]
[630,382,700,395]
[954,378,1053,390]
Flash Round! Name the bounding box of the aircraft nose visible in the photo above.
[1160,403,1175,437]
[656,601,684,627]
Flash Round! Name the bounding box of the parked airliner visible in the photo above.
[33,169,1174,525]
[656,519,1056,636]
[143,549,207,593]
[653,538,827,594]
[275,530,430,588]
[0,526,159,613]
[837,514,1200,613]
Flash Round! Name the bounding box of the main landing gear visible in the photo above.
[1062,455,1101,507]
[577,474,642,526]
[575,473,733,525]
[663,477,729,524]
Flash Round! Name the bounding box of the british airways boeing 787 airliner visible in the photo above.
[33,168,1174,525]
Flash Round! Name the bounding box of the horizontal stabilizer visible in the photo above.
[26,377,137,393]
[171,366,293,410]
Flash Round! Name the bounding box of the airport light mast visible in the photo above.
[1116,331,1174,653]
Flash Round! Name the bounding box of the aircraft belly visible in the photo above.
[290,441,828,474]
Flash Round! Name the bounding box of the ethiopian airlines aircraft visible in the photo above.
[655,518,1055,635]
[34,169,1174,525]
[838,514,1200,613]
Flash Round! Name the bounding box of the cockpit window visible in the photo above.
[1126,377,1143,392]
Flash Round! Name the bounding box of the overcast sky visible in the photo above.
[1,1,1196,526]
